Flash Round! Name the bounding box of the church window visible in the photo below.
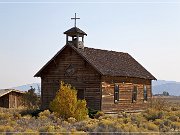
[132,86,137,102]
[114,84,119,103]
[143,85,147,101]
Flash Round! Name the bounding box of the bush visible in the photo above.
[130,114,146,127]
[39,110,51,118]
[68,117,77,124]
[94,111,104,119]
[74,100,88,121]
[95,119,122,132]
[143,108,164,121]
[123,117,131,124]
[163,119,172,127]
[171,122,180,130]
[154,119,163,125]
[0,125,14,132]
[0,112,12,120]
[171,107,179,111]
[88,108,98,119]
[146,122,159,131]
[0,126,5,132]
[13,112,22,120]
[20,108,43,117]
[127,124,139,132]
[168,115,179,122]
[149,98,168,111]
[50,82,88,121]
[25,129,39,134]
[39,125,55,132]
[175,111,180,118]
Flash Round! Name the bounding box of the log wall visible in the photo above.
[41,46,101,110]
[0,92,23,108]
[40,45,153,112]
[101,76,152,112]
[9,91,23,108]
[0,94,9,108]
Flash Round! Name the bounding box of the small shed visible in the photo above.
[0,89,24,108]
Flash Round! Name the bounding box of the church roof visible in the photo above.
[64,27,87,36]
[34,43,156,80]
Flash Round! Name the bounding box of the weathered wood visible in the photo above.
[39,44,154,112]
[101,76,151,112]
[41,46,101,110]
[0,91,23,108]
[0,94,9,108]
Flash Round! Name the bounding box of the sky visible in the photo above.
[0,0,180,88]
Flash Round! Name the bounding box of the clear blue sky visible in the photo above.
[0,1,180,88]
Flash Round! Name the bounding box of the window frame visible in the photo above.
[143,85,148,101]
[114,84,120,103]
[132,86,138,103]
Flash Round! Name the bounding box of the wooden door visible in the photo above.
[77,89,85,100]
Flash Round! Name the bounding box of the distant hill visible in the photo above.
[10,80,180,96]
[152,80,180,96]
[152,80,180,86]
[12,83,40,93]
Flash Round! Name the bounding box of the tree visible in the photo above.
[37,84,41,97]
[23,86,40,109]
[163,91,169,96]
[49,82,88,121]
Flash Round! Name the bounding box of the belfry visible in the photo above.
[64,13,87,49]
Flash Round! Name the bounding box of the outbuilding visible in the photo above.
[0,89,24,108]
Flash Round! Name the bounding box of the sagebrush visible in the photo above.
[49,81,88,121]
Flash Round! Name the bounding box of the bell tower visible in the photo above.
[64,13,87,49]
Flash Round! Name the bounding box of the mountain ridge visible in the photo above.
[152,81,180,96]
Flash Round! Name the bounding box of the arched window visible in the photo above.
[132,86,137,103]
[114,84,119,103]
[143,85,147,101]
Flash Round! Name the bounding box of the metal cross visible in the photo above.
[71,13,80,27]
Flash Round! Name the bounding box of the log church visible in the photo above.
[34,13,156,112]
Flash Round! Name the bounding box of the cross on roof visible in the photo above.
[71,13,80,27]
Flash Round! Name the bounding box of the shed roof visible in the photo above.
[34,43,156,80]
[0,89,24,97]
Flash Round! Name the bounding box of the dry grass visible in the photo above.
[0,97,179,133]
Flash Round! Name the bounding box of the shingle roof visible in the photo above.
[71,44,156,80]
[34,43,156,80]
[0,89,24,97]
[64,27,87,36]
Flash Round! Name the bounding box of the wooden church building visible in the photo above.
[34,14,156,112]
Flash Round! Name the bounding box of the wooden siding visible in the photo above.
[0,94,9,108]
[101,76,152,112]
[0,91,23,108]
[9,91,23,108]
[41,46,101,110]
[39,45,154,112]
